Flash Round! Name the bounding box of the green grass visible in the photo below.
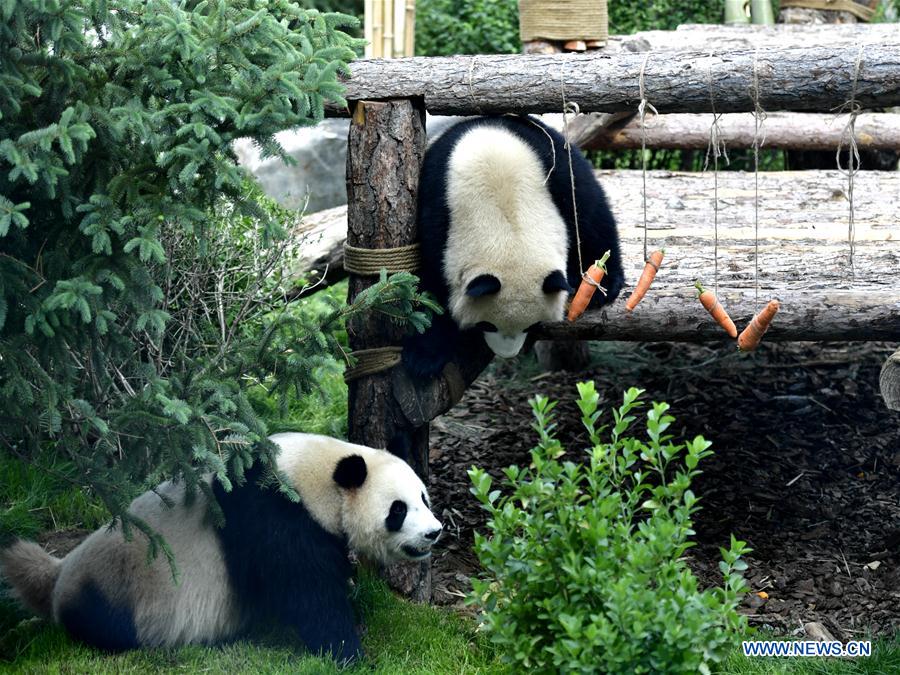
[1,573,505,673]
[0,449,109,544]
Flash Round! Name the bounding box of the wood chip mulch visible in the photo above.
[428,341,900,639]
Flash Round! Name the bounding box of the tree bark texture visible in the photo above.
[345,99,432,600]
[880,349,900,411]
[344,100,494,600]
[775,2,900,172]
[329,44,900,117]
[312,169,900,342]
[537,167,900,342]
[570,112,900,152]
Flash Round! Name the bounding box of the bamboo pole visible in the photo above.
[382,0,394,60]
[371,0,383,58]
[404,0,416,57]
[364,0,374,58]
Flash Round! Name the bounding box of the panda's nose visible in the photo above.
[424,526,442,541]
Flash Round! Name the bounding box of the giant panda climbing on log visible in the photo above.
[404,114,624,378]
[0,433,442,663]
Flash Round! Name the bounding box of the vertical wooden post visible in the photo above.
[345,98,432,601]
[880,348,900,411]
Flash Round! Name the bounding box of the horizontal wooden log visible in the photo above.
[605,23,900,53]
[572,112,900,151]
[534,290,900,342]
[290,169,900,341]
[330,44,900,116]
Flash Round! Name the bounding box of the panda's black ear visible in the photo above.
[333,454,367,489]
[465,274,501,298]
[542,270,573,294]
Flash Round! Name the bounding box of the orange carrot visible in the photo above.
[624,249,664,311]
[695,282,737,339]
[738,299,780,352]
[567,251,610,322]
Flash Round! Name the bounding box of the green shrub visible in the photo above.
[469,383,750,674]
[416,0,520,56]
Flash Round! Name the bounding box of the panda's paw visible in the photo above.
[400,339,451,380]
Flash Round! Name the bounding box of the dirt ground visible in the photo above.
[428,341,900,640]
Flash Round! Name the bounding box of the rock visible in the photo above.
[234,120,350,213]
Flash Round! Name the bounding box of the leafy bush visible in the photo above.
[0,0,437,555]
[469,384,749,674]
[416,0,520,56]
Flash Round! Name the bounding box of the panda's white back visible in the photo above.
[444,125,569,336]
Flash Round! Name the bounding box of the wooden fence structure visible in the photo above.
[327,25,900,597]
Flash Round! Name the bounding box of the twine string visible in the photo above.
[751,49,768,312]
[561,84,584,274]
[704,52,729,298]
[834,43,865,280]
[638,51,658,263]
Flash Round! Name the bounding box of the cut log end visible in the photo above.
[880,349,900,412]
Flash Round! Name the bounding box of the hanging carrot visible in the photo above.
[567,251,610,322]
[695,281,737,338]
[625,249,664,311]
[738,299,780,352]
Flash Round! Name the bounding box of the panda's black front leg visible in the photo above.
[401,312,460,379]
[283,590,364,664]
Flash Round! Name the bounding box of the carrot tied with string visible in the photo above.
[625,249,664,311]
[567,250,610,322]
[738,299,780,352]
[695,281,737,338]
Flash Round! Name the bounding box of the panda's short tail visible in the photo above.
[0,540,62,620]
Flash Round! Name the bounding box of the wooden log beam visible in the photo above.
[571,112,900,152]
[534,290,900,342]
[881,349,900,411]
[329,44,900,117]
[291,170,900,342]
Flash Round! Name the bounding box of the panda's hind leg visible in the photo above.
[57,579,139,652]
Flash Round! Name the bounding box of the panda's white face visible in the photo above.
[335,452,443,564]
[271,433,444,565]
[444,124,571,358]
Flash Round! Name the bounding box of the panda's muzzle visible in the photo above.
[401,544,433,559]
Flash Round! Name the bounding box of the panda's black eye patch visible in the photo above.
[542,269,573,295]
[475,321,497,333]
[386,500,407,532]
[465,274,502,298]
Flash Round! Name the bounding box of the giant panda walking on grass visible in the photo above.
[0,434,442,663]
[404,114,624,377]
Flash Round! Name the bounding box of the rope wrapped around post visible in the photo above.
[342,244,422,382]
[343,242,422,275]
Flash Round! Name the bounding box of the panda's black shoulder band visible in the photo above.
[333,455,367,489]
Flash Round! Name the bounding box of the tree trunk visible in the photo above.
[329,44,900,116]
[535,340,592,370]
[345,98,433,601]
[880,348,900,411]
